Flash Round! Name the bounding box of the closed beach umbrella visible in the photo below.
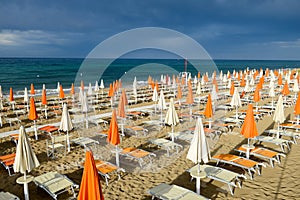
[117,92,126,136]
[273,95,285,138]
[78,151,104,200]
[108,83,114,107]
[81,80,85,91]
[157,90,167,123]
[0,85,2,100]
[13,126,40,200]
[294,92,300,125]
[107,110,120,167]
[240,104,258,146]
[30,83,35,96]
[152,86,158,113]
[70,83,75,96]
[177,85,182,105]
[28,97,38,140]
[56,82,60,93]
[100,79,104,96]
[81,92,89,128]
[230,81,235,96]
[281,82,290,96]
[204,94,213,128]
[186,117,210,195]
[24,87,29,105]
[9,87,14,101]
[253,85,260,111]
[186,85,194,117]
[59,85,65,99]
[60,103,73,152]
[165,98,179,142]
[88,83,93,96]
[41,88,48,119]
[269,83,276,109]
[230,88,242,119]
[293,80,299,99]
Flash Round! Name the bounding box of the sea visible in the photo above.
[0,58,300,98]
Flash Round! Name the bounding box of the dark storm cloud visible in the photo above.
[0,0,300,59]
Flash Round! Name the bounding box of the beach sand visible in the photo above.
[0,87,300,200]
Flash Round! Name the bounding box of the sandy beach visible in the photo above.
[1,70,300,200]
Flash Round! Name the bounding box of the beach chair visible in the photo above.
[168,131,193,142]
[212,154,266,180]
[149,138,183,157]
[250,135,293,152]
[0,191,20,200]
[0,153,16,176]
[38,125,59,136]
[124,125,148,137]
[148,183,210,200]
[33,171,77,200]
[93,159,125,186]
[264,129,300,144]
[4,117,21,127]
[71,136,99,149]
[88,117,108,128]
[279,123,300,132]
[46,135,67,159]
[119,147,156,167]
[235,146,286,168]
[187,164,246,195]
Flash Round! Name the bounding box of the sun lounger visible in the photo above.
[71,137,99,148]
[0,191,20,200]
[0,153,16,176]
[148,183,209,200]
[187,164,246,195]
[149,138,183,157]
[250,135,293,152]
[212,154,266,179]
[38,125,59,136]
[124,125,148,137]
[235,146,286,168]
[33,171,77,200]
[88,118,108,128]
[279,123,300,131]
[4,117,21,127]
[120,147,156,167]
[168,131,194,142]
[264,129,300,144]
[93,159,125,186]
[9,133,19,144]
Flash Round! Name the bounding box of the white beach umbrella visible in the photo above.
[0,85,2,100]
[152,87,158,113]
[269,83,276,109]
[201,76,205,86]
[78,87,83,104]
[94,81,99,92]
[60,103,73,152]
[164,98,179,142]
[87,83,93,96]
[193,76,198,86]
[186,117,211,195]
[57,82,60,93]
[293,79,299,99]
[273,95,285,138]
[223,74,227,83]
[81,92,89,128]
[157,90,167,123]
[230,88,242,119]
[42,84,46,90]
[244,79,251,93]
[133,77,138,103]
[24,87,29,105]
[250,76,255,86]
[196,82,202,96]
[219,70,223,80]
[100,79,105,96]
[14,126,40,200]
[227,78,231,89]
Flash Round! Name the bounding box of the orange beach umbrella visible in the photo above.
[240,104,258,145]
[29,97,39,140]
[70,83,75,95]
[41,89,47,105]
[9,87,14,102]
[230,82,235,96]
[30,83,35,95]
[204,94,213,119]
[59,85,65,99]
[78,151,104,200]
[107,109,120,166]
[281,82,290,96]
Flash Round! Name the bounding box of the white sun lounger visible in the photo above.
[71,137,99,148]
[149,138,183,157]
[119,147,156,167]
[168,131,193,142]
[250,135,294,152]
[264,129,300,144]
[33,171,78,200]
[212,154,266,180]
[0,191,20,200]
[148,183,210,200]
[187,164,246,195]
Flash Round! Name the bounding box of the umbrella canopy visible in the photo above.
[107,110,120,166]
[121,89,128,105]
[230,88,242,107]
[88,83,93,96]
[28,97,38,121]
[281,82,290,96]
[9,87,14,102]
[100,79,104,89]
[152,87,158,102]
[0,85,2,100]
[14,126,40,173]
[240,104,258,144]
[157,90,167,110]
[24,87,29,104]
[70,83,75,95]
[94,81,99,92]
[81,92,89,113]
[230,81,235,96]
[41,89,47,105]
[78,151,104,200]
[187,117,211,164]
[117,92,126,119]
[253,85,260,103]
[59,85,65,99]
[165,98,179,141]
[186,86,194,105]
[30,83,35,95]
[293,80,299,93]
[273,95,285,138]
[295,92,300,116]
[81,80,85,91]
[177,85,182,100]
[60,103,73,132]
[204,94,213,118]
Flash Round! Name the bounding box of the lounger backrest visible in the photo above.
[51,135,67,143]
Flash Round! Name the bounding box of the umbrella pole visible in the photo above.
[85,113,88,129]
[272,97,274,110]
[116,145,120,167]
[23,172,29,200]
[67,130,70,152]
[34,120,38,140]
[121,118,124,137]
[189,105,192,122]
[236,106,238,120]
[171,124,174,142]
[45,105,47,119]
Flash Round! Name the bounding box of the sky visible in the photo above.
[0,0,300,60]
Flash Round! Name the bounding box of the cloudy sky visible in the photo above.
[0,0,300,60]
